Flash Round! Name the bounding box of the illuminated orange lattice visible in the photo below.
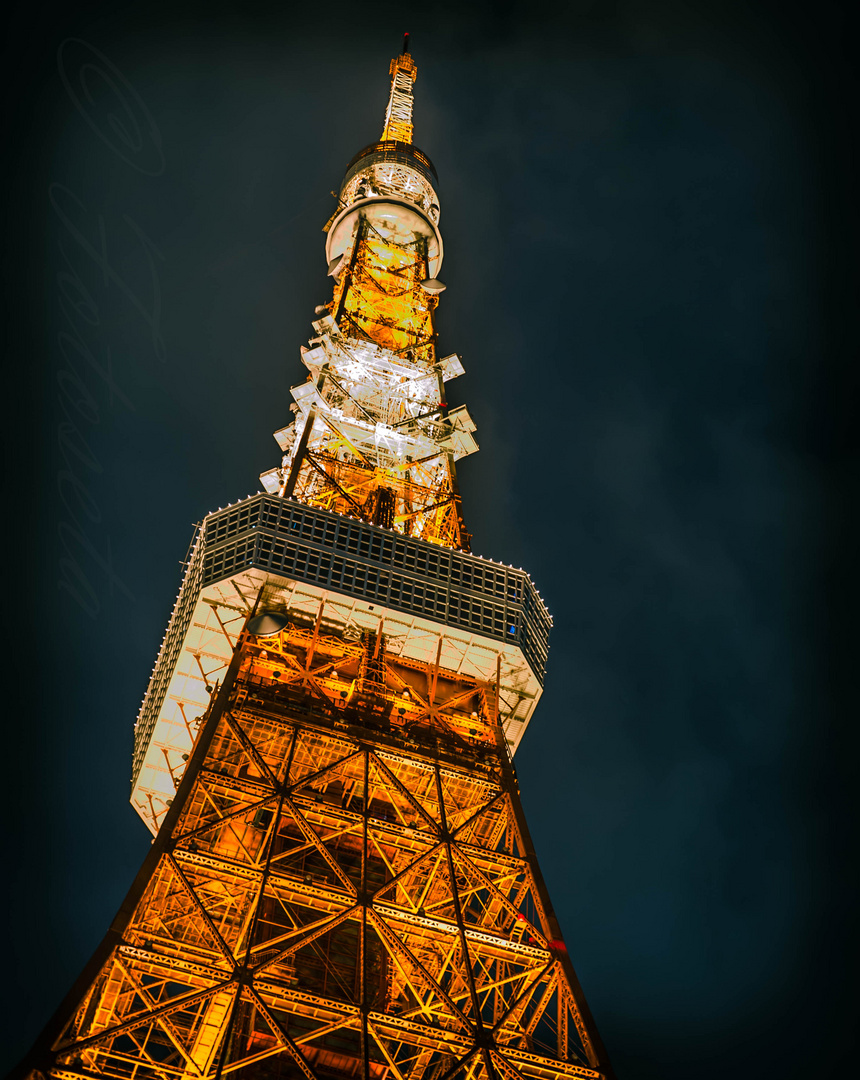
[25,615,611,1080]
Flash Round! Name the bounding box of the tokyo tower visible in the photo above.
[16,36,615,1080]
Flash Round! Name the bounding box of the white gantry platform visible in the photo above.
[131,494,552,834]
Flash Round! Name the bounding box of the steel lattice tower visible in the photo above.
[17,37,614,1080]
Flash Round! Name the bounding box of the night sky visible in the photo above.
[3,1,857,1077]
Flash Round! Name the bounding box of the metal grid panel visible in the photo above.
[131,531,204,784]
[201,495,551,677]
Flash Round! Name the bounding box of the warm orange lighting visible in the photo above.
[18,43,614,1080]
[260,48,474,552]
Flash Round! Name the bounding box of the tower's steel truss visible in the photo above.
[261,39,468,552]
[29,615,609,1080]
[16,35,615,1080]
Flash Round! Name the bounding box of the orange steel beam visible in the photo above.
[16,617,612,1080]
[15,41,614,1080]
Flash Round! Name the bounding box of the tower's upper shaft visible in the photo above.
[260,41,476,551]
[381,33,417,143]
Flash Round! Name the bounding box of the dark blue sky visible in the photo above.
[4,1,857,1077]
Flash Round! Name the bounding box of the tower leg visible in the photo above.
[15,612,613,1080]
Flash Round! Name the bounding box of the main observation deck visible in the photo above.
[131,495,552,834]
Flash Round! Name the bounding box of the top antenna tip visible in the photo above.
[402,32,410,54]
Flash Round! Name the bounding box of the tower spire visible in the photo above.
[381,35,417,143]
[261,36,469,551]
